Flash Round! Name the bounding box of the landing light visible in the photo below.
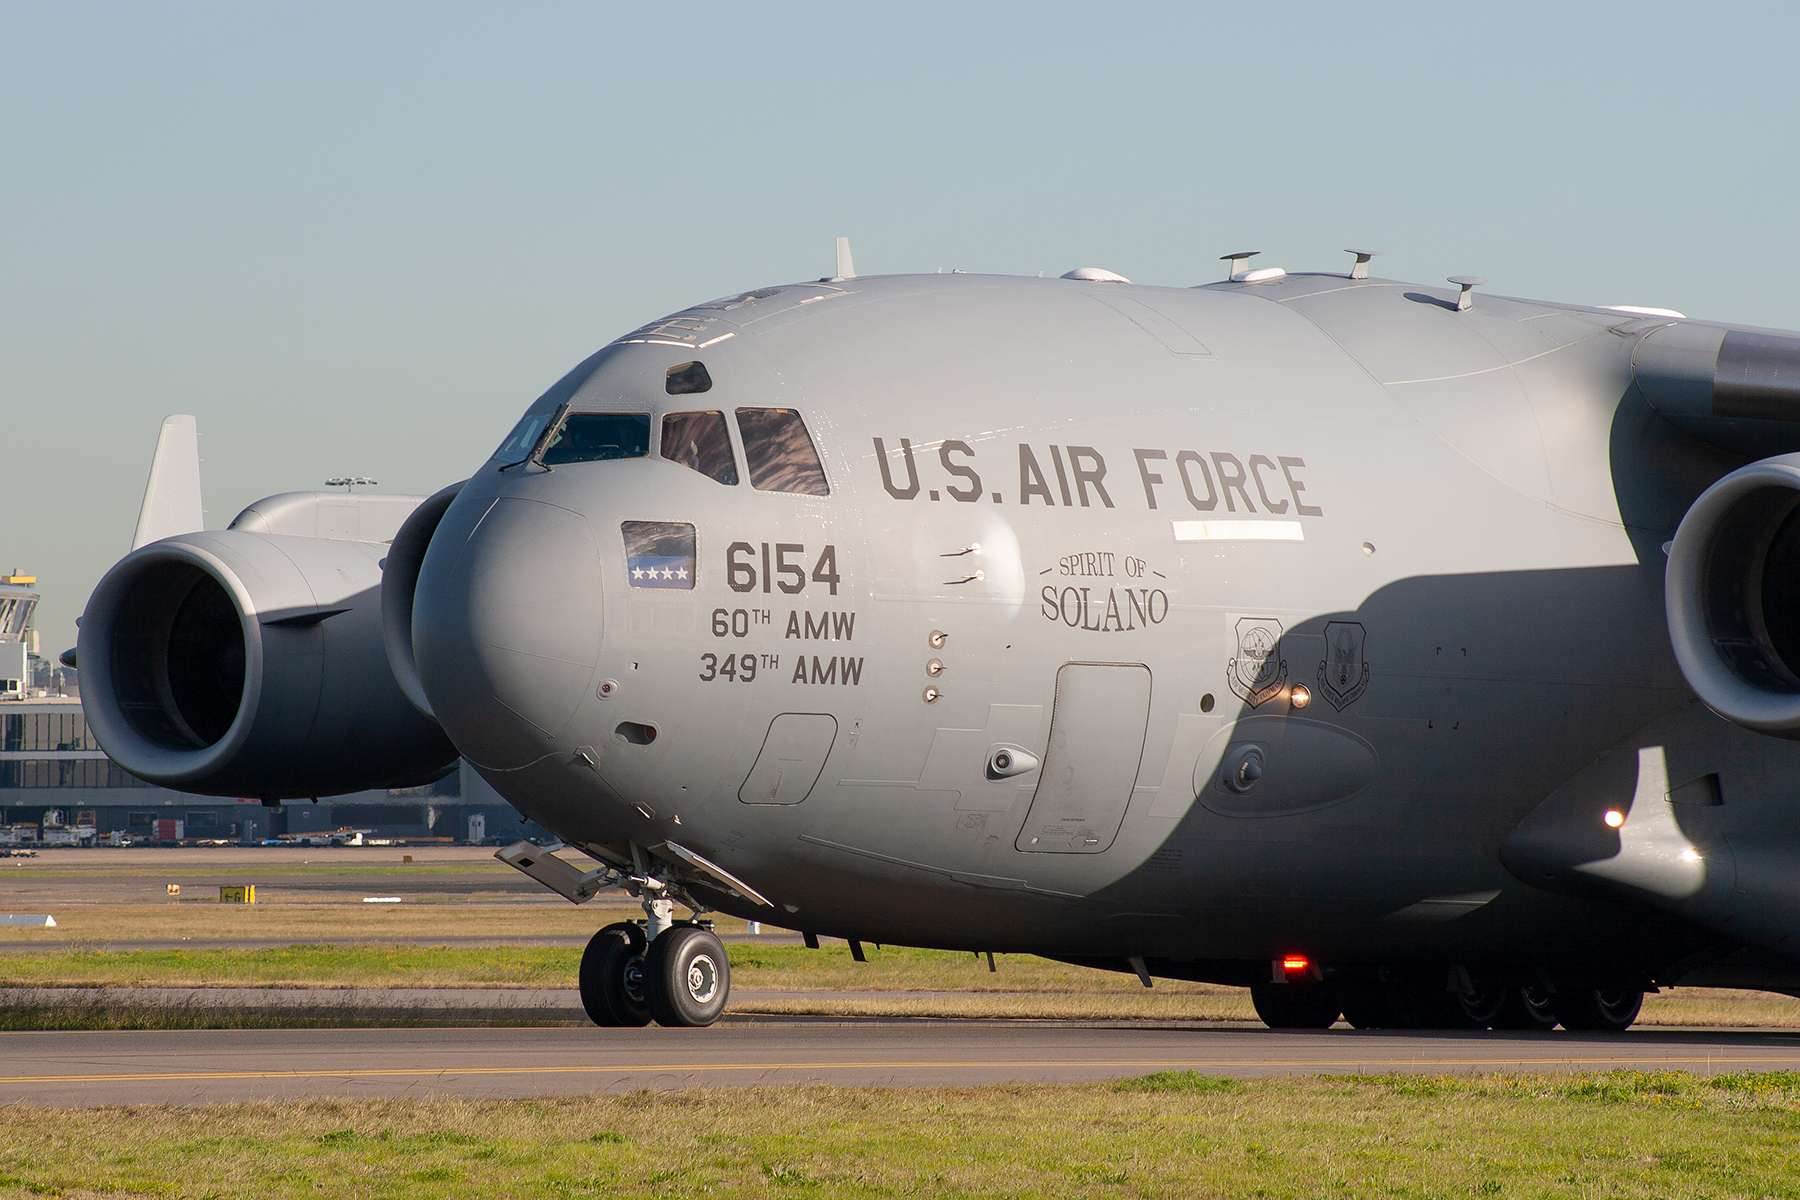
[1289,685,1311,709]
[1281,955,1309,972]
[1603,809,1625,828]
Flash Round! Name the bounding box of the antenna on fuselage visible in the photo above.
[1448,276,1488,313]
[1221,250,1259,281]
[1345,249,1382,280]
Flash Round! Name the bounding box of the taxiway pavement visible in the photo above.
[4,1021,1800,1106]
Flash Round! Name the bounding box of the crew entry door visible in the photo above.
[1015,663,1152,853]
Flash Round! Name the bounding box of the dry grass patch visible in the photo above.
[731,991,1258,1022]
[0,943,581,989]
[3,1072,1800,1197]
[727,944,1239,995]
[0,943,1222,993]
[0,902,655,945]
[1639,987,1800,1028]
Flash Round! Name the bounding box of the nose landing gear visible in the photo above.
[577,904,733,1029]
[579,922,653,1027]
[644,924,732,1027]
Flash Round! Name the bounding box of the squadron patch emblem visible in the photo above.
[1227,617,1287,708]
[1317,620,1370,710]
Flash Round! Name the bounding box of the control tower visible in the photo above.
[0,574,38,699]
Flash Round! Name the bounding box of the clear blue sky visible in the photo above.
[5,2,1799,654]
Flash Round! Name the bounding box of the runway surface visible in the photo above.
[6,1020,1800,1105]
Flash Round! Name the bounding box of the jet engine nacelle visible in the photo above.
[78,493,457,797]
[1666,453,1800,736]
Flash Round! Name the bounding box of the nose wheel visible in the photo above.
[578,922,653,1027]
[578,920,732,1029]
[644,925,732,1027]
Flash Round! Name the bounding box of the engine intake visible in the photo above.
[79,508,457,797]
[380,480,466,720]
[1666,453,1800,734]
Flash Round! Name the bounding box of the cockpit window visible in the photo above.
[492,413,552,466]
[735,408,830,496]
[539,413,651,466]
[622,520,696,590]
[661,411,738,485]
[665,361,713,395]
[492,347,614,467]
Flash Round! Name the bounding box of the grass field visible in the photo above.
[0,902,657,942]
[0,942,1219,994]
[3,1071,1799,1198]
[2,941,1796,1027]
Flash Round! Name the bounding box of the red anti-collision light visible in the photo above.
[1281,955,1310,972]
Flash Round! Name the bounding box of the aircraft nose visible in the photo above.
[413,496,603,769]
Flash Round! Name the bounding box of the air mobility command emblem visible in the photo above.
[1227,617,1287,708]
[1317,620,1370,710]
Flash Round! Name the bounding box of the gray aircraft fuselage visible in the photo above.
[404,270,1800,990]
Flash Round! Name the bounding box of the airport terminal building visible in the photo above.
[0,578,542,846]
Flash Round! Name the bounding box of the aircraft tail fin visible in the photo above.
[834,236,856,281]
[132,414,204,550]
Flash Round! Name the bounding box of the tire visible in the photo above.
[1550,987,1643,1032]
[1456,986,1511,1029]
[1486,985,1560,1031]
[579,923,651,1027]
[1336,984,1463,1030]
[644,925,731,1028]
[1337,984,1388,1030]
[1249,983,1341,1030]
[1386,986,1474,1030]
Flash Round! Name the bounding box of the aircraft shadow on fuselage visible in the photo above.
[1078,384,1800,974]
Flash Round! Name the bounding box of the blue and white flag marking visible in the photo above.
[628,554,694,589]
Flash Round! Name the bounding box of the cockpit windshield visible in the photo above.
[492,413,552,466]
[735,408,829,495]
[539,413,651,466]
[661,411,738,485]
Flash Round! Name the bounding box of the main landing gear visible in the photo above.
[1250,979,1645,1032]
[579,901,732,1028]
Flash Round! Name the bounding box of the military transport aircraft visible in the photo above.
[74,241,1800,1032]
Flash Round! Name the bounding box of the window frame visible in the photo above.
[658,409,741,487]
[732,407,831,497]
[533,408,654,468]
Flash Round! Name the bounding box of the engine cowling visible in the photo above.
[1666,453,1800,735]
[78,493,457,797]
[380,480,466,722]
